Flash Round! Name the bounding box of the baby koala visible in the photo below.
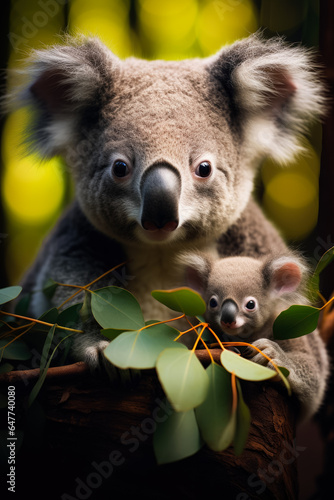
[180,252,306,341]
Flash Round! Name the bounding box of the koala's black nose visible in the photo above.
[140,163,181,232]
[221,299,238,326]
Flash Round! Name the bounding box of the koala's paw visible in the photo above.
[246,338,286,369]
[83,340,110,371]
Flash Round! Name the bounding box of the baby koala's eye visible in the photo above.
[112,160,130,178]
[195,161,212,178]
[244,297,257,312]
[209,296,218,309]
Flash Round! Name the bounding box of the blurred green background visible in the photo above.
[0,0,323,285]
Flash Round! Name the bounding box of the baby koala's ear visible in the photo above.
[177,252,212,295]
[264,256,304,296]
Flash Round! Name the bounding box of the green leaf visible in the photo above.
[153,405,203,464]
[42,278,58,299]
[277,366,290,378]
[156,347,209,412]
[195,363,235,451]
[151,287,206,316]
[220,349,277,381]
[314,246,334,276]
[40,324,56,372]
[276,366,291,396]
[28,327,70,407]
[0,286,22,305]
[0,339,31,360]
[307,273,320,303]
[100,328,125,340]
[57,303,82,327]
[273,305,320,340]
[104,323,180,369]
[14,293,31,315]
[90,287,145,330]
[0,362,14,374]
[35,307,59,330]
[234,380,251,456]
[80,291,91,323]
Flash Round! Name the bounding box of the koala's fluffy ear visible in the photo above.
[177,252,212,295]
[264,256,305,296]
[7,36,118,157]
[208,34,326,163]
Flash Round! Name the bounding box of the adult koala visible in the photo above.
[10,34,328,418]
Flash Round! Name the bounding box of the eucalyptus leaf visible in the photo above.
[42,278,58,300]
[221,349,277,381]
[100,328,126,340]
[314,246,334,276]
[152,287,206,316]
[36,308,59,329]
[80,291,91,323]
[307,273,320,303]
[58,303,82,328]
[278,366,290,378]
[28,328,69,407]
[195,363,235,451]
[273,304,320,340]
[0,339,31,361]
[0,362,14,374]
[40,324,56,372]
[156,347,209,412]
[104,324,180,369]
[153,406,203,464]
[14,293,31,315]
[234,380,251,456]
[91,286,145,330]
[0,286,22,305]
[276,366,291,396]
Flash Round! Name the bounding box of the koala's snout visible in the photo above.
[221,299,238,328]
[140,163,181,232]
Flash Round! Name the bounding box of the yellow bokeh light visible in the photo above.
[261,140,320,186]
[69,0,134,58]
[138,0,198,57]
[197,0,258,55]
[2,157,65,224]
[263,172,318,240]
[2,109,65,225]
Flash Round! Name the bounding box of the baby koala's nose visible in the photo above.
[221,299,238,327]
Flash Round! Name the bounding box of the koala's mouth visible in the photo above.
[137,225,179,243]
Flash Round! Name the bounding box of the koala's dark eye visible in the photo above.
[244,298,257,311]
[195,161,212,178]
[112,160,130,178]
[209,297,218,309]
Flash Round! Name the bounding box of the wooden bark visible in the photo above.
[0,350,298,500]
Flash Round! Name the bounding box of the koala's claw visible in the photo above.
[247,338,283,368]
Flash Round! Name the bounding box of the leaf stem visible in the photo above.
[191,324,206,351]
[0,324,35,350]
[0,311,83,333]
[206,325,225,350]
[231,372,238,413]
[139,314,186,332]
[56,261,127,309]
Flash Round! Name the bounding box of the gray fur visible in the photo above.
[180,251,328,420]
[180,253,308,341]
[7,34,328,418]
